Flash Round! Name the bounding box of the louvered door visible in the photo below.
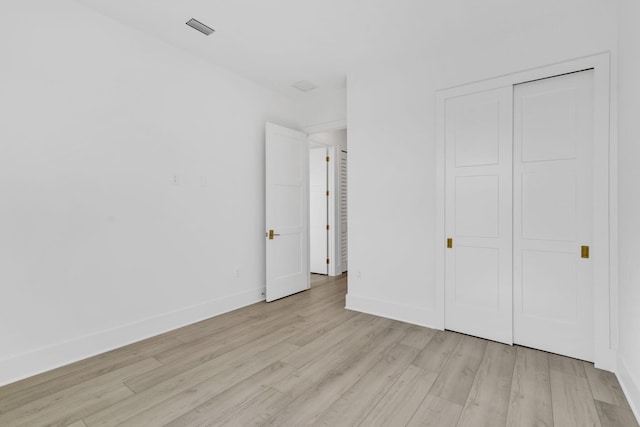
[340,150,348,273]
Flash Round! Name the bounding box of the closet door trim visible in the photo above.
[435,53,614,371]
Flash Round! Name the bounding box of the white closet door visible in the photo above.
[513,71,594,361]
[340,150,348,273]
[444,87,513,344]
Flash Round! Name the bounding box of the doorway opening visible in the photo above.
[265,123,347,302]
[308,129,347,283]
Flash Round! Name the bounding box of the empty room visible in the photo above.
[1,1,639,426]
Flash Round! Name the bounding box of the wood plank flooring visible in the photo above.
[0,273,637,427]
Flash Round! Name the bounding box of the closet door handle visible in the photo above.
[581,246,589,258]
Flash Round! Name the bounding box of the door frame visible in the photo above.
[305,124,347,277]
[308,141,334,275]
[435,53,616,371]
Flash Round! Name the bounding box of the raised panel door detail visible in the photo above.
[513,70,594,361]
[455,176,499,238]
[521,250,577,323]
[454,246,499,310]
[274,185,302,227]
[274,234,303,278]
[272,137,302,183]
[522,173,576,241]
[265,123,309,302]
[445,86,513,345]
[521,88,577,162]
[454,100,500,167]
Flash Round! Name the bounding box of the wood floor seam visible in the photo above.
[121,381,137,395]
[0,274,636,427]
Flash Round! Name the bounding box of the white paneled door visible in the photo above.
[265,123,309,302]
[444,87,514,345]
[310,147,328,274]
[513,71,594,361]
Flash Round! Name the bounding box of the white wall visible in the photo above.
[310,129,348,151]
[617,0,640,417]
[0,0,297,386]
[298,87,347,133]
[346,3,617,328]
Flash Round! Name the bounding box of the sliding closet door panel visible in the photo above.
[513,70,594,361]
[444,87,513,345]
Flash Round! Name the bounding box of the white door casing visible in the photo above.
[444,86,514,345]
[437,55,613,370]
[265,123,309,302]
[513,70,594,361]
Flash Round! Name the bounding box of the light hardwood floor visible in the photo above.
[0,274,637,427]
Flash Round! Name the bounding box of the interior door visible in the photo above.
[265,123,309,302]
[309,147,328,274]
[444,86,513,344]
[513,70,594,361]
[340,150,348,273]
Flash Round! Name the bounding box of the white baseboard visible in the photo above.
[0,287,265,387]
[595,348,618,373]
[345,293,441,330]
[618,354,640,423]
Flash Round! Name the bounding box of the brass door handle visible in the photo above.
[267,229,281,240]
[581,245,589,258]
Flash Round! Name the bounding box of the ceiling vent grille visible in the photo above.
[292,80,318,92]
[186,18,215,36]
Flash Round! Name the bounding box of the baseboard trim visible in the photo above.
[345,293,441,330]
[0,287,265,387]
[595,348,618,373]
[618,354,640,423]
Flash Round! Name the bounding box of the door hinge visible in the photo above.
[326,224,330,230]
[326,190,330,196]
[326,258,330,264]
[326,156,330,162]
[581,245,590,259]
[447,238,453,248]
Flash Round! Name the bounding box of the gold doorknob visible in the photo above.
[268,229,281,240]
[581,246,589,259]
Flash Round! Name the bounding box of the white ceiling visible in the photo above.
[78,0,598,99]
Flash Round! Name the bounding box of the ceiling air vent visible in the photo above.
[292,80,318,92]
[186,18,215,36]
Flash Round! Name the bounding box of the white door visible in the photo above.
[265,123,309,302]
[444,87,513,344]
[310,147,328,274]
[513,70,594,361]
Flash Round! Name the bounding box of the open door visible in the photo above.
[265,123,309,302]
